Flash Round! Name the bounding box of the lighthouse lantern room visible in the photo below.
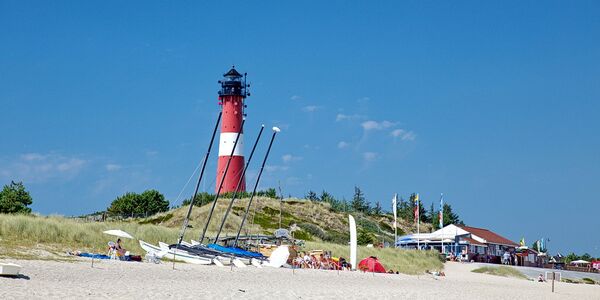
[216,66,249,193]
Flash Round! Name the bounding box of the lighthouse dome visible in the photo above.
[223,66,243,78]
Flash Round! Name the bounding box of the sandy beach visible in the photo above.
[1,259,598,299]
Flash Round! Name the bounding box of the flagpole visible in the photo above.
[440,193,444,254]
[416,193,420,251]
[393,193,397,249]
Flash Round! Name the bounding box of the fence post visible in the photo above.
[552,272,555,293]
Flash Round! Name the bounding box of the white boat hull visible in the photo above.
[0,263,22,276]
[139,240,161,253]
[157,241,221,265]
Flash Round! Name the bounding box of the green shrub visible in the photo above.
[292,229,312,241]
[357,229,376,245]
[582,278,596,285]
[299,223,327,240]
[471,266,527,279]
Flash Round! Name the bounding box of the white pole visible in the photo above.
[393,193,397,248]
[440,193,444,254]
[416,193,420,251]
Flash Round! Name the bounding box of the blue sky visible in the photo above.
[1,1,599,256]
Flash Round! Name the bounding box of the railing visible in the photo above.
[564,265,598,273]
[69,211,161,222]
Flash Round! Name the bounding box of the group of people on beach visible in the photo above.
[292,252,352,270]
[502,251,520,266]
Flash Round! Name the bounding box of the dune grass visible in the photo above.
[0,214,199,258]
[471,266,528,279]
[1,214,445,275]
[581,277,597,285]
[303,240,443,275]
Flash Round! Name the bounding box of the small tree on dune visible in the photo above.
[137,189,169,215]
[108,190,170,217]
[351,186,369,213]
[371,201,382,216]
[397,196,413,221]
[429,203,442,230]
[320,190,334,203]
[263,188,277,198]
[442,203,462,226]
[305,190,318,201]
[0,181,33,214]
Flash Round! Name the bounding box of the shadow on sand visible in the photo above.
[1,274,31,280]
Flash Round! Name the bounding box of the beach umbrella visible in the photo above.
[103,229,134,239]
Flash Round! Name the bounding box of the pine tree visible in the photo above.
[351,186,368,213]
[371,201,382,216]
[305,190,318,201]
[408,193,427,223]
[0,181,33,214]
[442,203,462,226]
[428,203,437,231]
[397,196,412,221]
[319,190,333,203]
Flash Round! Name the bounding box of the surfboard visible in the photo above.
[266,245,290,268]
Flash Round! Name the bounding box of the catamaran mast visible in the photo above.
[234,127,280,248]
[176,112,222,246]
[213,125,265,243]
[199,119,246,243]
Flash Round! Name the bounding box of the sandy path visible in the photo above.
[1,259,598,299]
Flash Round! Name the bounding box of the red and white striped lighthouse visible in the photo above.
[215,66,249,194]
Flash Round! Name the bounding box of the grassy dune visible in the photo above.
[304,241,444,274]
[147,197,431,244]
[0,214,191,258]
[0,213,443,274]
[471,266,528,279]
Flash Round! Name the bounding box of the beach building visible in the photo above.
[514,247,541,267]
[396,224,518,264]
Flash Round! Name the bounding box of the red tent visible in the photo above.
[358,256,386,273]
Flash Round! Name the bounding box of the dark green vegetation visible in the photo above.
[564,252,599,264]
[107,190,170,217]
[0,181,33,214]
[306,187,463,231]
[582,278,597,285]
[1,179,460,251]
[180,188,279,207]
[0,213,444,275]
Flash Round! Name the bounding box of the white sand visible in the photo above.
[1,259,598,299]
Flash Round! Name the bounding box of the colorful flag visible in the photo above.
[439,193,444,229]
[414,193,419,222]
[392,194,397,229]
[540,238,546,252]
[519,237,525,247]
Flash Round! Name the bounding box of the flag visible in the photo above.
[392,194,397,229]
[540,238,546,252]
[519,237,525,247]
[439,193,444,229]
[414,193,419,222]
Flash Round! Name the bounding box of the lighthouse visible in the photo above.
[216,66,249,194]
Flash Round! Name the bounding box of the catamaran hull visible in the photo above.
[158,242,230,265]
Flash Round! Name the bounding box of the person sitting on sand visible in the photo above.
[338,257,348,270]
[303,253,311,269]
[293,254,302,268]
[537,274,545,282]
[116,238,126,259]
[311,255,318,269]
